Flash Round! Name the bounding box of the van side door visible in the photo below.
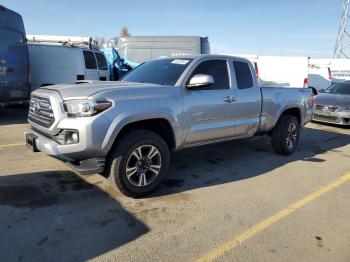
[83,50,98,80]
[232,59,262,137]
[182,58,237,145]
[95,52,109,81]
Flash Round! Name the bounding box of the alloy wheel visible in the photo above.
[286,122,298,150]
[125,145,162,187]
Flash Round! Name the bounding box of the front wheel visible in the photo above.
[271,115,300,155]
[107,130,170,198]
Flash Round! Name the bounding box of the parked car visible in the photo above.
[0,5,30,107]
[313,81,350,126]
[25,55,313,197]
[114,36,211,79]
[26,35,109,90]
[231,54,309,89]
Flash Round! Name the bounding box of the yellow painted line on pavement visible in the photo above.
[0,143,25,148]
[196,172,350,262]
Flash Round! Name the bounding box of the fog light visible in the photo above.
[64,130,79,144]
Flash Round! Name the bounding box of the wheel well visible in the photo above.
[280,108,301,124]
[114,118,176,151]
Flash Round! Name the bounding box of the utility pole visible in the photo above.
[334,0,350,58]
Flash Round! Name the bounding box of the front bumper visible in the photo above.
[25,128,106,174]
[26,88,117,174]
[312,110,350,126]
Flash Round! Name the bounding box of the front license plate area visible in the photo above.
[316,110,331,117]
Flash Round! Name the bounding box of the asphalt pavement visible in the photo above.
[0,106,349,262]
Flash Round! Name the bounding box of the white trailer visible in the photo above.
[228,54,309,88]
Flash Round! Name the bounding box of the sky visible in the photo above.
[2,0,341,58]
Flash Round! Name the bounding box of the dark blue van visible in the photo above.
[0,5,30,106]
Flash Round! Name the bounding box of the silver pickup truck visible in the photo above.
[25,55,313,197]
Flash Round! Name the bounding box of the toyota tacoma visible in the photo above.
[25,55,313,197]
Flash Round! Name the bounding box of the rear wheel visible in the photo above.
[271,115,300,155]
[107,130,170,198]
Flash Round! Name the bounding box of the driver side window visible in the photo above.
[188,60,230,90]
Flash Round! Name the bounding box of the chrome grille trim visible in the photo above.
[315,105,338,112]
[28,95,55,128]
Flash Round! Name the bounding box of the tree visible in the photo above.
[120,27,131,38]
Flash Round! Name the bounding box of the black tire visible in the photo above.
[107,130,170,198]
[271,115,300,155]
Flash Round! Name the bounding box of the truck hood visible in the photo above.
[43,81,167,99]
[316,93,350,107]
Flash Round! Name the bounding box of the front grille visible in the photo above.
[28,95,55,128]
[313,114,338,123]
[315,105,338,112]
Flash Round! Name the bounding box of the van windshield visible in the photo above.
[121,58,193,86]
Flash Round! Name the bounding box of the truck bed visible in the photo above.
[259,87,313,132]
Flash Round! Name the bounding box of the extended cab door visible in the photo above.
[83,50,99,80]
[232,59,262,137]
[182,59,237,145]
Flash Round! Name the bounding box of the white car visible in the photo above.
[27,35,109,90]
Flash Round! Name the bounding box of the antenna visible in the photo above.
[334,0,350,58]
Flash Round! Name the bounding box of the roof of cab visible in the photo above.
[154,54,251,62]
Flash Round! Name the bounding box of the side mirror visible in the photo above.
[187,74,214,89]
[319,89,325,93]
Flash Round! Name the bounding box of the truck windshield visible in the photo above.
[121,58,193,86]
[325,82,350,95]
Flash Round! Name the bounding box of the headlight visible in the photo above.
[63,99,112,117]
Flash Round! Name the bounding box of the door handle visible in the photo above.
[223,96,235,103]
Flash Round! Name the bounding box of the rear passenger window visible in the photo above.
[233,61,254,89]
[190,60,229,90]
[95,52,108,70]
[83,51,97,69]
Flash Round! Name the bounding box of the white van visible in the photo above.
[257,56,309,88]
[308,59,332,92]
[27,35,109,90]
[229,54,309,88]
[329,59,350,83]
[308,58,350,91]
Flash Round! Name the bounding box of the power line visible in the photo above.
[334,0,350,58]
